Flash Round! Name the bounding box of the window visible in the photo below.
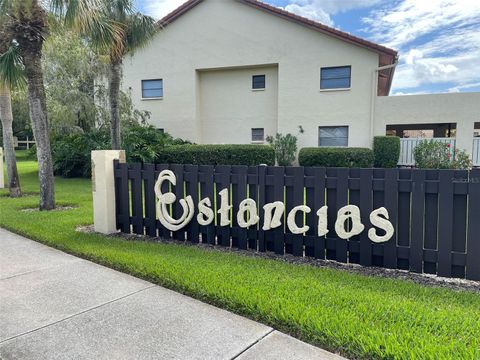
[252,75,266,90]
[158,128,165,134]
[142,79,163,98]
[320,66,351,90]
[252,128,265,142]
[319,126,348,147]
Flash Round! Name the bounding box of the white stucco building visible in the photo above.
[121,0,480,165]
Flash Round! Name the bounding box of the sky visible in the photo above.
[134,0,480,95]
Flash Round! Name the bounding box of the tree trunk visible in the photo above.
[109,58,122,150]
[22,51,55,210]
[0,86,21,197]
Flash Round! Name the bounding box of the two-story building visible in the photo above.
[120,0,480,166]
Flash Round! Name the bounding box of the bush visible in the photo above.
[373,136,400,168]
[266,133,298,166]
[51,130,110,178]
[157,144,275,166]
[298,147,374,168]
[122,124,189,163]
[414,139,471,169]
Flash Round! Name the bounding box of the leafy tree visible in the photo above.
[0,0,121,210]
[0,36,23,197]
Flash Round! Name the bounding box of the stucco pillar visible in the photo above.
[0,147,4,189]
[455,120,475,157]
[91,150,125,234]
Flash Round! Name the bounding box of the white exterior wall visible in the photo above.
[122,0,379,148]
[199,65,278,144]
[374,93,480,152]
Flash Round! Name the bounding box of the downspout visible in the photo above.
[370,61,398,142]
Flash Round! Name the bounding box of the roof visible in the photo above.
[158,0,398,95]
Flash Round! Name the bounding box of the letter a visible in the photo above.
[335,205,365,239]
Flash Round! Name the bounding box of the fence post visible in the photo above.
[0,147,4,189]
[91,150,125,234]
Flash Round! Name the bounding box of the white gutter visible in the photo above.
[370,61,398,142]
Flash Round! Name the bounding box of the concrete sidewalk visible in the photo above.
[0,228,346,360]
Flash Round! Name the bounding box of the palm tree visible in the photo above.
[96,1,157,150]
[0,0,123,210]
[0,36,23,197]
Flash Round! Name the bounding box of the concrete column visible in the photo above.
[455,120,476,156]
[0,147,4,189]
[92,150,125,234]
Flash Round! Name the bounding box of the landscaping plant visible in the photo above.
[414,139,471,169]
[299,147,374,168]
[266,133,298,166]
[373,136,400,168]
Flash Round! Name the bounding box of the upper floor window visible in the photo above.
[320,66,351,90]
[142,79,163,98]
[252,75,266,90]
[319,126,348,147]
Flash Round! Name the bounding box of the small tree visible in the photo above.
[266,133,298,166]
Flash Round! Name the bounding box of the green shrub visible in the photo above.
[414,139,471,169]
[122,124,189,163]
[373,136,400,168]
[266,133,298,166]
[298,147,374,168]
[157,144,275,166]
[51,129,110,178]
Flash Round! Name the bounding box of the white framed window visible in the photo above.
[142,79,163,98]
[320,66,351,90]
[252,75,266,90]
[252,128,265,142]
[319,126,349,147]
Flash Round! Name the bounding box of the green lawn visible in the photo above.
[1,151,480,359]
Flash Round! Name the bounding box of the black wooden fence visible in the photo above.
[114,161,480,281]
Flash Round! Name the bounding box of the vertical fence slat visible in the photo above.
[335,168,349,263]
[423,170,439,274]
[119,162,130,233]
[305,167,326,259]
[232,166,248,250]
[143,164,157,237]
[170,164,185,241]
[248,166,259,250]
[270,166,285,255]
[383,168,398,269]
[359,168,373,266]
[438,170,455,277]
[156,164,171,239]
[215,165,232,247]
[410,170,425,273]
[286,167,305,257]
[466,169,480,280]
[199,165,215,245]
[397,169,412,270]
[257,165,267,252]
[348,168,361,264]
[372,169,385,266]
[130,163,144,235]
[326,168,337,260]
[452,170,468,278]
[185,165,200,243]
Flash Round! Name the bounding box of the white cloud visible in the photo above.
[282,0,382,26]
[362,0,480,92]
[141,0,189,20]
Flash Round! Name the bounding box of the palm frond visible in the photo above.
[125,12,157,54]
[0,42,26,89]
[50,0,125,55]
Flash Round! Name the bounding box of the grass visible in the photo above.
[1,151,480,359]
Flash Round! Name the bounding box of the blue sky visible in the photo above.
[134,0,480,95]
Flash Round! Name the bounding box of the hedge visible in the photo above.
[156,144,275,166]
[373,136,400,168]
[298,147,374,168]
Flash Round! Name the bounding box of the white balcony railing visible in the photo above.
[473,138,480,167]
[398,138,456,167]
